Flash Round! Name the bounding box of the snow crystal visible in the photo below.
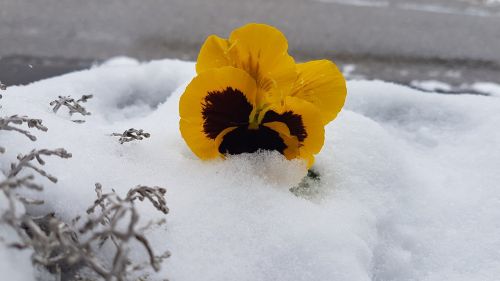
[1,59,500,281]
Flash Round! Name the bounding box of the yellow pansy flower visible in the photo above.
[180,23,347,167]
[179,67,324,167]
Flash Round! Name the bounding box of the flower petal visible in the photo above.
[262,121,300,159]
[196,23,297,106]
[196,35,231,74]
[179,67,257,159]
[228,23,296,91]
[290,60,347,124]
[263,96,325,167]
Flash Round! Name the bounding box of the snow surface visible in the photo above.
[410,80,500,97]
[0,182,37,281]
[472,82,500,97]
[1,58,500,281]
[410,80,452,92]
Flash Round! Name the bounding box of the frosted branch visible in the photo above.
[50,95,93,117]
[111,128,151,144]
[0,115,48,144]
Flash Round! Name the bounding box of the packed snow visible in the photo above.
[1,58,500,281]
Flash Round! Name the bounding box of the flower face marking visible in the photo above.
[201,87,302,155]
[202,87,253,140]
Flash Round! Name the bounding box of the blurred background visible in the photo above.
[1,0,499,92]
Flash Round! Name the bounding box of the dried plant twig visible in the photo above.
[0,148,72,255]
[78,183,169,280]
[111,128,151,144]
[1,149,72,205]
[77,95,93,103]
[8,149,72,182]
[50,95,93,117]
[0,115,47,142]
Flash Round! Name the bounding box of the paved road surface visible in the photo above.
[1,0,499,88]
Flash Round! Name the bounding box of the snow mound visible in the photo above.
[1,58,500,281]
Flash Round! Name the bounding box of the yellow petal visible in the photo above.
[263,121,300,158]
[290,60,347,125]
[263,96,325,167]
[179,67,257,159]
[196,23,297,106]
[228,24,296,91]
[196,35,231,74]
[264,121,316,168]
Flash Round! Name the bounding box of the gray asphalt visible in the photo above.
[1,0,499,88]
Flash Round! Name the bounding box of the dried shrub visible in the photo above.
[50,95,93,122]
[1,114,169,280]
[111,129,151,144]
[1,148,73,256]
[3,148,72,200]
[0,115,48,153]
[1,149,170,281]
[77,183,170,280]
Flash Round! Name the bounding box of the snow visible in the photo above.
[1,58,500,281]
[410,80,452,92]
[410,80,500,97]
[0,239,36,281]
[472,82,500,97]
[0,186,37,281]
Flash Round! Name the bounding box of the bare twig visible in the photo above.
[1,148,72,210]
[126,186,168,215]
[50,95,93,117]
[111,128,151,144]
[77,95,93,103]
[0,115,47,142]
[0,148,73,268]
[81,183,170,278]
[8,149,72,182]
